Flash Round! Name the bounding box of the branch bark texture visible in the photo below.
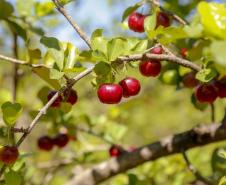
[66,124,226,185]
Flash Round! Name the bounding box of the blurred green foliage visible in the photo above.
[0,0,225,185]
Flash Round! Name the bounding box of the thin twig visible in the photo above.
[52,0,91,48]
[76,126,114,145]
[0,54,47,68]
[151,0,188,25]
[210,104,215,123]
[11,127,28,133]
[0,67,93,177]
[182,151,214,185]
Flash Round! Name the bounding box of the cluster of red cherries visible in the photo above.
[37,133,72,151]
[48,89,78,108]
[97,46,164,104]
[128,11,171,33]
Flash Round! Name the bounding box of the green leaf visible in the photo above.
[0,0,14,19]
[1,102,22,126]
[94,62,111,76]
[63,43,79,69]
[196,68,218,83]
[92,50,108,63]
[60,102,72,113]
[212,147,226,176]
[35,2,55,17]
[37,86,51,104]
[28,49,42,60]
[5,170,22,185]
[184,23,203,38]
[131,39,148,53]
[49,68,64,80]
[16,0,34,16]
[144,13,157,33]
[198,2,226,39]
[219,176,226,185]
[7,20,27,40]
[91,29,108,54]
[32,66,61,89]
[122,4,140,22]
[210,41,226,69]
[48,49,64,70]
[40,36,61,50]
[191,93,208,111]
[105,122,127,141]
[128,174,138,185]
[107,38,128,61]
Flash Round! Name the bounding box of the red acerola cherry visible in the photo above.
[182,72,199,88]
[0,146,19,164]
[128,12,145,33]
[53,134,69,148]
[47,90,63,108]
[109,145,122,157]
[156,12,171,28]
[66,90,78,105]
[119,77,141,98]
[195,84,218,103]
[213,78,226,98]
[97,84,123,104]
[139,60,161,77]
[151,46,163,55]
[181,48,187,58]
[38,136,54,151]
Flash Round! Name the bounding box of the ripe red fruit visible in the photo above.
[195,84,218,103]
[139,60,161,77]
[0,146,19,164]
[182,72,199,88]
[109,145,122,157]
[156,12,171,28]
[181,48,187,58]
[66,90,78,105]
[38,136,54,151]
[151,46,163,55]
[53,134,69,148]
[119,77,141,98]
[128,12,145,33]
[213,77,226,98]
[47,90,63,108]
[97,84,123,104]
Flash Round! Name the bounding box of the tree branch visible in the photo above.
[0,54,47,68]
[117,53,201,72]
[66,123,226,185]
[52,0,91,48]
[181,151,214,185]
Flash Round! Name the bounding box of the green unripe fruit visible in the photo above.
[161,70,180,85]
[190,93,208,111]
